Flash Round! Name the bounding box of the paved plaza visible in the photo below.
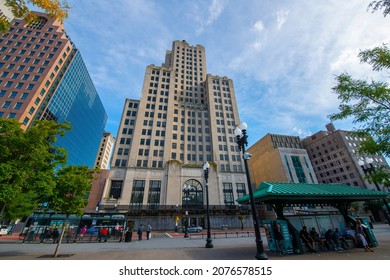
[0,223,389,260]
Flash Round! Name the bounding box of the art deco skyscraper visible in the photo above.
[101,40,249,229]
[0,12,107,167]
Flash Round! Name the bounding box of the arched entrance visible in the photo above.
[182,179,204,228]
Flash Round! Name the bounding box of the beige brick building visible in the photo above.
[99,40,251,230]
[248,133,318,186]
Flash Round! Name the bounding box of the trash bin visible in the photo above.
[125,230,132,242]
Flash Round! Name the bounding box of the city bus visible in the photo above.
[20,211,127,242]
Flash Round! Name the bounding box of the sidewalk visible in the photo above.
[0,223,389,260]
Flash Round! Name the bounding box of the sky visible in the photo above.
[46,0,389,147]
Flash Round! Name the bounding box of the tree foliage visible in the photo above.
[0,0,70,33]
[329,45,390,157]
[49,165,95,257]
[329,2,390,185]
[0,119,70,218]
[50,166,95,217]
[368,0,390,17]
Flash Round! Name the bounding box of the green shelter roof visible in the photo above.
[236,182,389,205]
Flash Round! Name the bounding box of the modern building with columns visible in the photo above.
[98,40,251,230]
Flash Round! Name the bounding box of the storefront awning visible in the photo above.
[236,182,389,205]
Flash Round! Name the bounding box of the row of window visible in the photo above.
[151,70,171,76]
[212,79,229,85]
[1,72,41,81]
[1,96,39,110]
[1,38,62,48]
[1,46,59,55]
[0,62,50,74]
[0,111,30,125]
[109,179,245,207]
[2,80,36,90]
[114,150,244,171]
[0,90,29,99]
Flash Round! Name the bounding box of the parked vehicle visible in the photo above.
[0,225,8,236]
[182,225,203,233]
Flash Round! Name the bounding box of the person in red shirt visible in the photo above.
[99,227,108,242]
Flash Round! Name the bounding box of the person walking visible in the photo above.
[51,227,59,244]
[79,225,87,241]
[137,224,143,241]
[146,224,152,240]
[272,222,285,255]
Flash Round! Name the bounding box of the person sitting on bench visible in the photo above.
[300,226,316,253]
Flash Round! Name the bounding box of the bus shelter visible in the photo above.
[236,182,389,254]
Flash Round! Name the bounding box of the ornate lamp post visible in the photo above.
[234,121,268,260]
[183,185,191,238]
[203,162,214,248]
[358,158,390,226]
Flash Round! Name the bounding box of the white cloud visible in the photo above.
[292,127,312,138]
[195,0,228,34]
[276,10,289,30]
[207,0,228,25]
[62,0,389,144]
[225,1,390,137]
[254,20,265,32]
[330,49,360,72]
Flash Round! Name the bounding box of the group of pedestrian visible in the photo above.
[299,219,374,253]
[137,224,152,240]
[323,228,350,251]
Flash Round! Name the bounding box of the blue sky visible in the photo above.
[52,0,388,147]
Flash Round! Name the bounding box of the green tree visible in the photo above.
[49,165,95,257]
[329,45,390,184]
[0,119,70,219]
[368,0,390,17]
[0,0,70,33]
[329,44,390,156]
[364,200,383,221]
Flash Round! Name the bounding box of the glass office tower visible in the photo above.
[41,51,107,167]
[0,12,107,168]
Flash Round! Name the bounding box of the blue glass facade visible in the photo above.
[43,50,107,167]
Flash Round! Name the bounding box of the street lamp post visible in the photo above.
[358,158,390,226]
[203,162,214,248]
[183,185,191,238]
[234,121,268,260]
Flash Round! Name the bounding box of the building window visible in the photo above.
[291,156,307,183]
[223,183,234,205]
[27,16,48,29]
[130,180,145,208]
[182,179,203,210]
[14,102,22,109]
[109,180,123,199]
[2,101,11,108]
[147,180,161,209]
[22,117,29,125]
[236,183,246,198]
